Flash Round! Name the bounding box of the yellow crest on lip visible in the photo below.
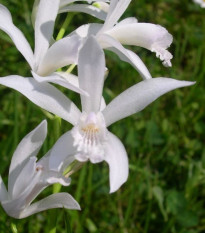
[81,124,99,133]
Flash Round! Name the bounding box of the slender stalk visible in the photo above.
[52,115,62,194]
[56,13,75,41]
[143,199,152,233]
[11,223,18,233]
[71,165,87,232]
[13,92,19,150]
[66,64,76,73]
[64,161,85,178]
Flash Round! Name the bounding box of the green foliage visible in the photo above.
[0,0,205,232]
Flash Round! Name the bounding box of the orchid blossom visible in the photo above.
[70,0,173,81]
[0,120,80,219]
[0,1,87,95]
[0,36,194,193]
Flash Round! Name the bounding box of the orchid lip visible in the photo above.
[71,112,108,163]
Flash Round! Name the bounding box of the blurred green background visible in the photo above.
[0,0,204,232]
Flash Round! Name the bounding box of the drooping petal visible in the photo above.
[19,193,80,219]
[1,171,42,219]
[104,132,128,193]
[49,130,76,171]
[34,0,60,67]
[59,4,107,21]
[106,23,173,67]
[36,35,81,76]
[103,78,195,127]
[32,72,87,96]
[0,76,81,125]
[98,34,152,80]
[11,157,37,199]
[0,176,8,202]
[0,4,34,68]
[101,0,131,32]
[8,121,47,195]
[78,36,105,112]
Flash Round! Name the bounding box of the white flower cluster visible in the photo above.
[0,0,194,219]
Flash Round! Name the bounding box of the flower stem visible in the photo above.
[56,13,75,41]
[66,64,76,73]
[64,161,85,178]
[11,223,18,233]
[53,115,62,194]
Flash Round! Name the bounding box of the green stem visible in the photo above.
[56,13,75,41]
[52,115,62,194]
[64,161,85,178]
[11,223,18,233]
[14,92,19,150]
[70,165,87,232]
[144,199,152,233]
[66,64,76,73]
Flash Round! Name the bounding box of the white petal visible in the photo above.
[32,72,87,96]
[36,155,71,185]
[49,130,76,171]
[60,0,76,7]
[98,34,152,80]
[0,4,34,68]
[1,171,42,219]
[60,0,109,8]
[93,2,110,13]
[106,23,173,67]
[72,23,101,38]
[100,97,106,111]
[102,0,131,31]
[46,174,71,186]
[34,0,60,67]
[0,76,81,125]
[19,193,80,218]
[0,176,8,202]
[104,132,128,193]
[115,17,138,26]
[75,153,89,162]
[56,71,79,87]
[11,157,37,199]
[37,35,81,76]
[1,198,25,219]
[103,78,195,127]
[8,121,47,195]
[78,36,105,112]
[59,4,107,21]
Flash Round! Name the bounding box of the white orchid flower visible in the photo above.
[0,120,80,219]
[193,0,205,7]
[0,1,87,95]
[70,0,173,81]
[0,37,195,193]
